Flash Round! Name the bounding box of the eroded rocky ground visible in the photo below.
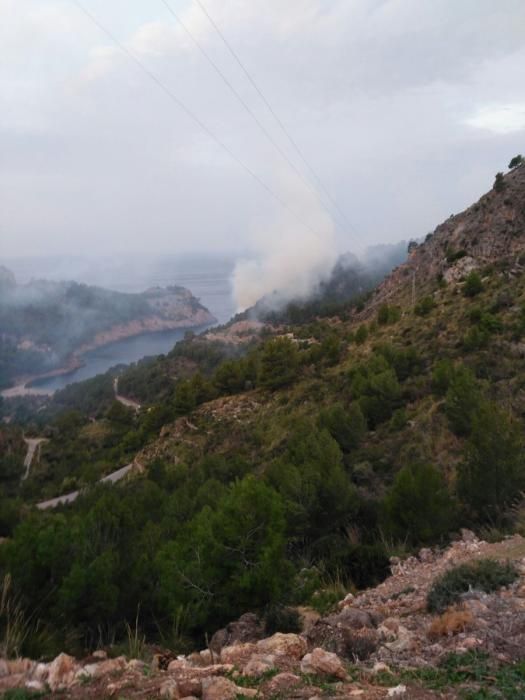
[2,531,525,699]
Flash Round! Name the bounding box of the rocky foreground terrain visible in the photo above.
[2,531,525,699]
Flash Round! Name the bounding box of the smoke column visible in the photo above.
[232,174,339,311]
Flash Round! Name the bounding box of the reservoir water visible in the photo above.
[31,327,208,394]
[7,253,238,394]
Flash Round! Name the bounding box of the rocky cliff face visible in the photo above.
[3,532,525,698]
[363,164,525,315]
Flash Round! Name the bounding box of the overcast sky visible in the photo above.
[2,0,525,261]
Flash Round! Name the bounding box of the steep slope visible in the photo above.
[365,163,525,314]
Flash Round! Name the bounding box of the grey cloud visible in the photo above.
[1,0,525,266]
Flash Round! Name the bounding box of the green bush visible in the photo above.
[377,304,401,325]
[458,402,525,523]
[415,295,436,316]
[463,272,483,297]
[427,559,518,613]
[432,359,455,396]
[258,337,299,390]
[318,402,366,452]
[355,324,368,345]
[493,172,506,192]
[381,464,455,545]
[444,365,481,436]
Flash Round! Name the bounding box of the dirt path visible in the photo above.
[113,377,141,411]
[36,462,139,510]
[22,438,47,481]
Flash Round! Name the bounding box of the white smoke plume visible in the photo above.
[232,174,339,311]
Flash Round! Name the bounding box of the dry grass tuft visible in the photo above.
[428,606,473,639]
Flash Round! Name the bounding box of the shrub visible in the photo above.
[390,407,408,431]
[509,154,523,169]
[446,248,467,264]
[318,402,366,452]
[355,324,368,345]
[428,607,473,639]
[462,326,489,351]
[381,463,455,545]
[457,402,525,523]
[258,337,299,390]
[414,295,436,316]
[432,359,455,396]
[377,304,401,325]
[444,365,480,436]
[463,272,483,297]
[427,559,518,613]
[493,172,506,192]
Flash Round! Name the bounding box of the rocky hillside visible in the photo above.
[2,531,525,698]
[363,163,525,316]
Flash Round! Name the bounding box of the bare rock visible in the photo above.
[220,642,257,667]
[48,653,78,691]
[308,608,379,659]
[339,592,355,609]
[371,661,391,675]
[242,654,276,677]
[300,648,348,680]
[418,548,434,563]
[256,632,308,659]
[77,655,127,681]
[177,677,203,697]
[384,625,415,653]
[201,676,257,700]
[188,649,215,667]
[127,658,147,673]
[160,678,181,699]
[92,649,108,660]
[168,658,192,673]
[209,612,264,653]
[32,662,49,682]
[25,680,45,692]
[6,659,34,676]
[261,672,302,697]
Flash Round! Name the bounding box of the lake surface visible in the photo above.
[31,327,207,394]
[7,253,238,393]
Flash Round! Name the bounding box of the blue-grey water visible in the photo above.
[6,253,238,393]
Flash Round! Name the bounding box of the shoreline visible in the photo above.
[1,315,216,399]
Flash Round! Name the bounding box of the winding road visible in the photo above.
[28,378,142,509]
[113,378,141,411]
[36,462,139,510]
[22,438,47,481]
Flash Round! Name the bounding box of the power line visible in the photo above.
[192,0,360,241]
[160,0,340,221]
[70,0,325,239]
